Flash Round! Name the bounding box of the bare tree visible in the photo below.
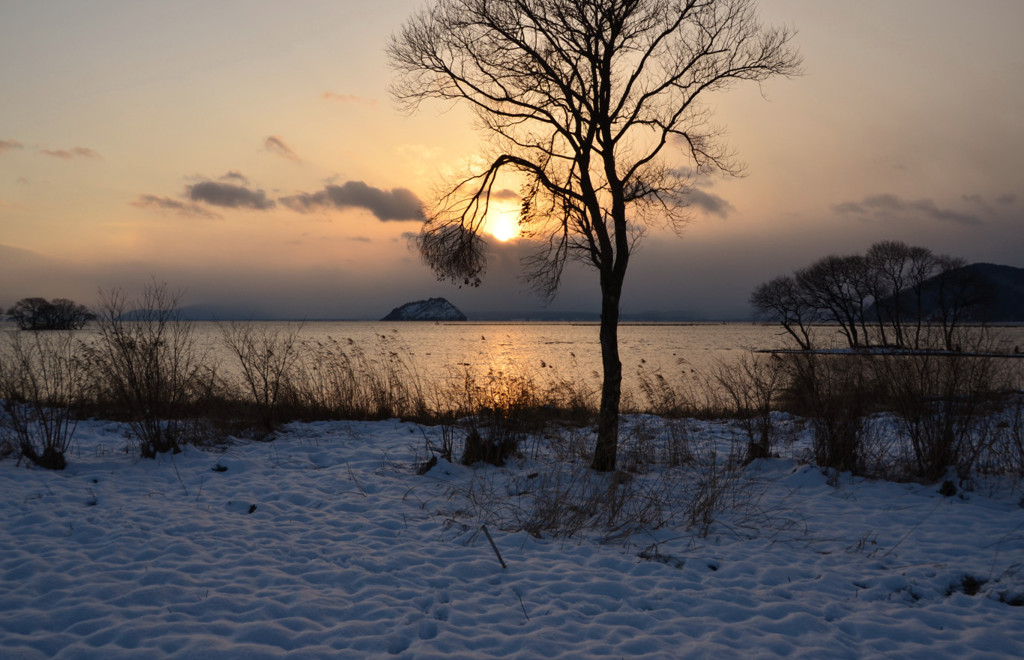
[7,297,94,331]
[796,255,869,348]
[865,241,921,348]
[753,242,984,353]
[389,0,800,471]
[749,274,817,350]
[929,256,986,352]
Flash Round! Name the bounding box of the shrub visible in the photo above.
[708,351,787,463]
[82,283,214,457]
[0,330,83,469]
[876,350,1013,481]
[783,353,871,475]
[220,322,303,430]
[451,365,538,466]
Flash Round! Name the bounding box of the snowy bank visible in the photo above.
[1,418,1023,659]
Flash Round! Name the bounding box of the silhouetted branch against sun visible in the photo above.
[388,0,801,471]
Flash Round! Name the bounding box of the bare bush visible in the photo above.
[83,283,214,457]
[435,365,540,466]
[220,322,303,430]
[994,393,1024,480]
[876,351,1014,481]
[709,351,787,463]
[0,330,83,469]
[682,433,748,536]
[783,353,871,475]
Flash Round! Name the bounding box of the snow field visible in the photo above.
[1,417,1022,658]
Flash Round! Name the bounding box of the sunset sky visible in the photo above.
[2,0,1022,320]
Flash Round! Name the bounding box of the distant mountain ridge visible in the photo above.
[954,263,1024,322]
[381,297,467,321]
[877,262,1024,324]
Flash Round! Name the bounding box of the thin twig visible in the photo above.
[879,499,942,560]
[169,452,189,496]
[481,524,507,569]
[346,462,368,497]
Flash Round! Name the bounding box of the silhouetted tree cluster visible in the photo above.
[750,241,985,351]
[6,297,95,331]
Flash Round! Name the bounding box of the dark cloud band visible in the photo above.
[281,181,423,221]
[188,181,275,210]
[835,193,982,226]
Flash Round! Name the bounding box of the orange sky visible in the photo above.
[1,0,1022,319]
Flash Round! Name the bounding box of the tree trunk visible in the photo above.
[591,282,622,472]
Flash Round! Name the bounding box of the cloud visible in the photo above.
[834,193,982,226]
[220,171,250,184]
[492,188,520,201]
[687,188,734,218]
[321,91,378,107]
[665,168,733,218]
[131,194,222,219]
[0,139,24,155]
[264,135,300,162]
[280,181,424,221]
[38,146,100,160]
[187,180,275,210]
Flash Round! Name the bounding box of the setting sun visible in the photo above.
[488,211,520,242]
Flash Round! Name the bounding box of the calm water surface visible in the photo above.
[274,321,786,379]
[197,321,1024,395]
[7,320,1023,403]
[194,322,809,399]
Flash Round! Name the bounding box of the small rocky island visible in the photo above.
[381,297,467,321]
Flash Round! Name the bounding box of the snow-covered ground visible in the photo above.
[1,417,1023,659]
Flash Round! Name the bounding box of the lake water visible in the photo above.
[193,321,1024,400]
[207,321,783,374]
[175,321,791,405]
[7,320,1021,406]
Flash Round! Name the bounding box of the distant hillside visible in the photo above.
[382,297,467,322]
[890,262,1024,323]
[964,263,1024,322]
